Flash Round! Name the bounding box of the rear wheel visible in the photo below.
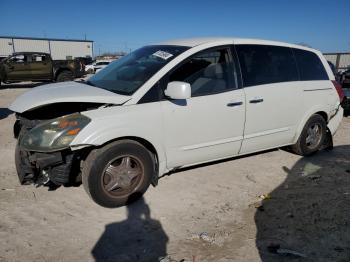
[82,140,155,208]
[291,114,327,156]
[56,70,73,82]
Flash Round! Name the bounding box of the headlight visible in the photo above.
[20,114,91,152]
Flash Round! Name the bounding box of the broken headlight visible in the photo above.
[20,114,91,152]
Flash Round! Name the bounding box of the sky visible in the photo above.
[0,0,349,54]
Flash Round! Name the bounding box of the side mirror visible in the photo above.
[164,81,191,100]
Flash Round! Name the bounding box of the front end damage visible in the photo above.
[13,103,100,188]
[16,147,80,187]
[8,81,133,190]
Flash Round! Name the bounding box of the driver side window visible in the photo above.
[168,48,236,97]
[9,55,24,63]
[9,54,31,63]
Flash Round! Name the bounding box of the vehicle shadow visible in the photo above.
[0,108,13,120]
[92,197,169,262]
[255,145,350,261]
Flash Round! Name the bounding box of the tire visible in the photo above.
[15,127,26,177]
[82,140,155,208]
[15,128,28,184]
[15,143,22,180]
[56,70,74,82]
[15,142,33,185]
[291,114,327,156]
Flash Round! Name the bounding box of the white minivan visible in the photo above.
[10,38,344,207]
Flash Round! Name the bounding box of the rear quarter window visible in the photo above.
[293,49,328,81]
[236,45,299,87]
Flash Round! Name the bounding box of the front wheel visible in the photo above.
[82,140,155,208]
[291,114,327,156]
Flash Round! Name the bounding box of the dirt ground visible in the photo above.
[0,83,349,262]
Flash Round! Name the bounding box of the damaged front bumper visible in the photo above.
[16,146,79,187]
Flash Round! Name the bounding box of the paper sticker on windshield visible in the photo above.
[152,50,173,60]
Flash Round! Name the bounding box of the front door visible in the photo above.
[161,47,246,168]
[5,54,32,81]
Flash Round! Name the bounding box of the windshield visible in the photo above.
[87,45,189,95]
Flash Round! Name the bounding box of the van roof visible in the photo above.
[157,37,317,52]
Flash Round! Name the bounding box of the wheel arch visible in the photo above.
[293,108,329,144]
[54,68,73,80]
[71,132,168,177]
[315,111,328,123]
[101,136,159,164]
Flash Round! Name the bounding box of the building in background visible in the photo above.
[324,52,350,72]
[0,36,93,60]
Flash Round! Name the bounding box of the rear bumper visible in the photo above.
[327,106,343,135]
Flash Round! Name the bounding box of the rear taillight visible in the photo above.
[332,80,344,102]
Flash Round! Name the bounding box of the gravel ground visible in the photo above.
[0,83,349,262]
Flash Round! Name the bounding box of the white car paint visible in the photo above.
[160,88,245,168]
[84,63,95,73]
[85,60,113,73]
[240,81,304,154]
[10,37,343,177]
[9,81,131,112]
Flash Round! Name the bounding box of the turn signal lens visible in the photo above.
[332,80,344,102]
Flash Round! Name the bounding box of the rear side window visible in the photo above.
[293,49,328,81]
[236,45,299,87]
[32,54,46,62]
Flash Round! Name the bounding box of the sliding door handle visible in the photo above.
[249,98,264,104]
[227,101,243,107]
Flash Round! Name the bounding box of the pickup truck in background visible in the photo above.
[0,52,85,86]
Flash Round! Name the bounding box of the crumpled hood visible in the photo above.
[9,81,131,113]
